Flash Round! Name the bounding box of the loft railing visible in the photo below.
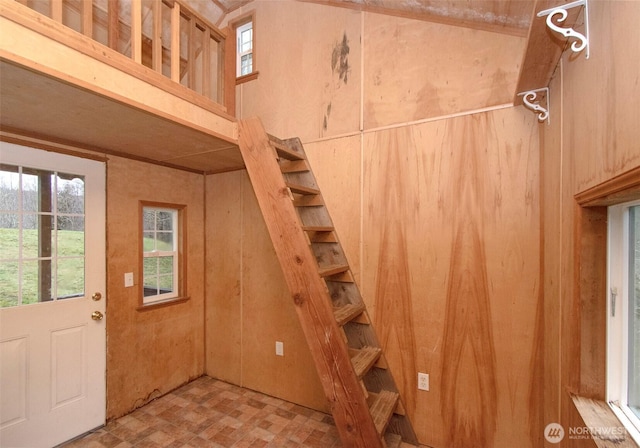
[14,0,227,107]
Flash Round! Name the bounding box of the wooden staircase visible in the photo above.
[238,117,418,448]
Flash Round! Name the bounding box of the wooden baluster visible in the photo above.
[152,0,162,73]
[82,0,93,38]
[170,1,180,82]
[131,0,142,63]
[51,0,62,23]
[202,28,211,99]
[108,0,119,51]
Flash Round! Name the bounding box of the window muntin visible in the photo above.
[236,21,253,77]
[608,200,640,442]
[142,206,179,304]
[0,164,85,307]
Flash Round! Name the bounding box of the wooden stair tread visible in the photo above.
[269,137,305,161]
[351,346,382,379]
[293,195,324,207]
[302,225,334,232]
[334,303,365,326]
[384,433,403,448]
[370,390,399,435]
[286,182,320,195]
[280,160,310,173]
[318,264,350,277]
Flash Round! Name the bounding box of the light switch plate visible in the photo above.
[275,341,284,356]
[124,272,134,288]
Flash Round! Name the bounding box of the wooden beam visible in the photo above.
[298,0,530,37]
[514,0,581,101]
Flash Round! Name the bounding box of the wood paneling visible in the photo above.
[205,171,243,384]
[541,2,640,446]
[204,170,328,412]
[363,13,526,129]
[362,107,541,447]
[106,156,205,419]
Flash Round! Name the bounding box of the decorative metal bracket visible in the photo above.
[518,88,550,124]
[537,0,590,59]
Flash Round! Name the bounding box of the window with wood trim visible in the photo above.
[140,203,185,305]
[608,199,640,443]
[232,13,257,82]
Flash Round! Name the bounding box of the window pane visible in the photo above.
[0,217,19,259]
[156,211,173,230]
[240,27,252,52]
[158,274,173,293]
[0,261,18,308]
[21,259,53,304]
[22,168,53,213]
[628,205,640,417]
[143,257,157,277]
[156,232,174,250]
[241,53,252,76]
[158,256,173,275]
[56,174,84,215]
[143,232,156,251]
[143,276,158,297]
[22,216,53,260]
[57,223,84,257]
[143,209,155,231]
[57,257,84,299]
[0,164,19,212]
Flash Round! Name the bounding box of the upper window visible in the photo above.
[236,20,253,77]
[141,203,184,305]
[608,200,640,443]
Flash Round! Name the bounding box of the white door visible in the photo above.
[0,143,106,448]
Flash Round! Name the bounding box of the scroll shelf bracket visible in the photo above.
[537,0,590,59]
[518,88,550,124]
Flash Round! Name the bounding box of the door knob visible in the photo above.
[92,292,102,301]
[91,311,104,321]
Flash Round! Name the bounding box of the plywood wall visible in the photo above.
[361,108,542,447]
[205,171,329,412]
[232,0,526,141]
[363,13,525,129]
[541,2,640,446]
[106,156,205,419]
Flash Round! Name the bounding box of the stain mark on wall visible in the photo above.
[331,32,350,84]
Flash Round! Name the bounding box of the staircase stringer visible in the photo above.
[238,117,384,448]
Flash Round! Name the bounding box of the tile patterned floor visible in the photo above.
[61,375,416,448]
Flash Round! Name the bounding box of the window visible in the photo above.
[608,199,640,443]
[141,203,185,306]
[236,20,253,77]
[0,163,86,307]
[232,13,257,83]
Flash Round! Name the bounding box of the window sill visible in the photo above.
[236,71,259,85]
[137,296,190,311]
[571,394,638,447]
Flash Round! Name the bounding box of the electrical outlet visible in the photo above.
[418,372,429,391]
[275,341,284,356]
